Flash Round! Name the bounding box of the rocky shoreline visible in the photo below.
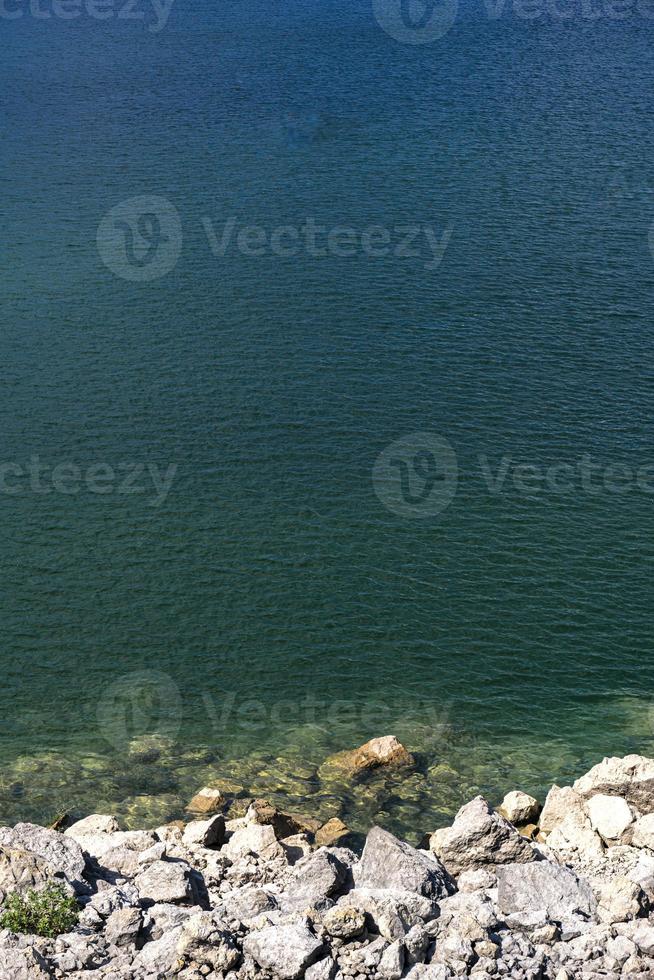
[2,741,654,979]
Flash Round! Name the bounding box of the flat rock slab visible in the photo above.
[497,861,597,924]
[244,922,324,979]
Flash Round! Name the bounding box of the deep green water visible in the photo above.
[2,1,654,837]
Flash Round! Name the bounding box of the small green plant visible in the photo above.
[0,883,79,938]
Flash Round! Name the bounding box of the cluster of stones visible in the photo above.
[2,746,654,979]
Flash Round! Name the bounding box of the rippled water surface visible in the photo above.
[2,1,654,837]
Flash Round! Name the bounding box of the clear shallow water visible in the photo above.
[2,1,654,836]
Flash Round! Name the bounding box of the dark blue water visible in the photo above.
[2,0,654,834]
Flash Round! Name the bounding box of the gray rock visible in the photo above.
[337,888,436,940]
[322,905,366,939]
[356,826,453,899]
[379,939,404,979]
[0,946,52,979]
[243,922,324,979]
[0,823,86,890]
[222,823,284,863]
[497,861,597,925]
[223,885,277,924]
[284,848,348,907]
[104,906,142,946]
[182,815,225,849]
[305,955,336,980]
[498,791,541,825]
[586,795,633,840]
[175,910,240,971]
[0,844,67,900]
[429,797,536,875]
[134,860,195,905]
[573,755,654,811]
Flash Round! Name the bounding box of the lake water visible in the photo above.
[2,0,654,838]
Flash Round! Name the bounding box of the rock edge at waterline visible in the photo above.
[2,750,654,979]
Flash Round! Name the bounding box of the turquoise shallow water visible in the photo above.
[2,1,654,835]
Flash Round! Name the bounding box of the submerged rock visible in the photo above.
[320,736,414,779]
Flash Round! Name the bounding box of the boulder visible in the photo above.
[539,785,583,834]
[185,787,226,815]
[320,736,414,778]
[429,797,536,875]
[222,823,284,863]
[182,815,226,849]
[0,824,85,890]
[176,910,240,971]
[0,947,52,980]
[497,861,597,925]
[378,939,404,980]
[598,875,648,923]
[134,860,196,905]
[337,888,436,940]
[0,844,69,900]
[284,848,348,907]
[305,956,337,980]
[632,813,654,850]
[498,791,541,825]
[104,906,142,946]
[586,795,634,840]
[322,904,366,939]
[539,786,604,861]
[243,922,324,979]
[66,814,120,836]
[573,755,654,811]
[356,826,453,898]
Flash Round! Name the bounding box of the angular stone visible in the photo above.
[498,791,541,825]
[338,888,436,940]
[587,795,634,840]
[104,906,142,946]
[182,815,225,849]
[497,861,597,925]
[540,787,604,861]
[284,848,348,907]
[356,826,453,898]
[185,787,226,814]
[320,736,414,778]
[598,875,647,923]
[305,956,337,980]
[243,922,324,979]
[176,910,240,971]
[246,799,321,839]
[632,813,654,850]
[379,939,404,979]
[134,859,195,904]
[0,844,67,900]
[429,797,536,875]
[322,904,366,938]
[539,785,582,834]
[0,947,52,979]
[573,755,654,811]
[66,814,120,836]
[0,823,85,889]
[222,823,284,862]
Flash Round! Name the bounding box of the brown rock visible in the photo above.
[315,818,350,847]
[321,736,414,779]
[246,800,320,839]
[185,787,226,815]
